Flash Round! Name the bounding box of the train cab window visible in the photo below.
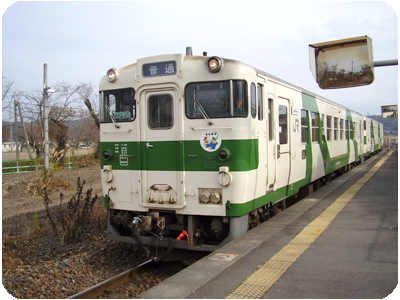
[185,80,248,119]
[301,110,308,143]
[100,88,136,123]
[311,112,319,142]
[279,105,288,144]
[233,80,248,117]
[327,116,332,141]
[148,94,173,129]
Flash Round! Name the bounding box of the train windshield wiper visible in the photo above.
[193,89,213,125]
[106,106,121,128]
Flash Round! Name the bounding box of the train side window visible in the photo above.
[334,117,338,140]
[345,120,349,139]
[251,83,257,118]
[279,105,288,144]
[349,121,353,139]
[268,99,273,141]
[301,110,308,143]
[257,84,263,121]
[311,112,319,142]
[370,123,373,138]
[354,122,358,140]
[321,114,325,142]
[327,116,332,141]
[148,94,173,129]
[340,118,344,140]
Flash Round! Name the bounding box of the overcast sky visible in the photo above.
[2,1,398,117]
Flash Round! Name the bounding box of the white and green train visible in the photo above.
[99,48,383,257]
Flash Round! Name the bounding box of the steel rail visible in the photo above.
[68,259,154,299]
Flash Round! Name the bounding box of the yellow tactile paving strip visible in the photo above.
[226,151,393,299]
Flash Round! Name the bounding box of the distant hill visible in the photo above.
[369,115,398,135]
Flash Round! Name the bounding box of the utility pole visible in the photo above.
[14,100,19,161]
[43,63,49,171]
[9,106,13,152]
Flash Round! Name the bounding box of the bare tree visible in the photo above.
[18,82,99,161]
[19,90,46,158]
[330,63,339,80]
[2,76,16,112]
[81,83,100,158]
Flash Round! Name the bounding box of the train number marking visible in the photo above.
[293,119,299,133]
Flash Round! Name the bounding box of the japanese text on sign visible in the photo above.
[143,61,177,77]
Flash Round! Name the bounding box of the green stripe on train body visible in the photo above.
[301,92,321,181]
[100,139,259,172]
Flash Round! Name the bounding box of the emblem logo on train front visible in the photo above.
[200,130,222,152]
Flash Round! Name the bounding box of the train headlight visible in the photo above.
[207,56,223,73]
[106,68,119,82]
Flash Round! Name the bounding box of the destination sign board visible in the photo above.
[142,61,176,77]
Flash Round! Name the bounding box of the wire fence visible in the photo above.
[2,157,75,175]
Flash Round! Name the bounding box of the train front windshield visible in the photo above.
[185,80,248,119]
[99,88,136,123]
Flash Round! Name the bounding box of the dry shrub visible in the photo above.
[71,153,99,168]
[27,150,70,197]
[45,177,98,244]
[25,149,99,244]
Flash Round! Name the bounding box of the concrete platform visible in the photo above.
[138,149,398,299]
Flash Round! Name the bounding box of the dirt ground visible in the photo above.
[2,165,103,220]
[1,164,189,299]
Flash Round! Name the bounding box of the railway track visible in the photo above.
[68,259,154,299]
[68,151,385,299]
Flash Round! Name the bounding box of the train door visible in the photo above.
[139,86,184,209]
[276,98,291,194]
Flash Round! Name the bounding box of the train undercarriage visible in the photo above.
[105,154,380,261]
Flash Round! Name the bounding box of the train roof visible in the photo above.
[254,67,365,117]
